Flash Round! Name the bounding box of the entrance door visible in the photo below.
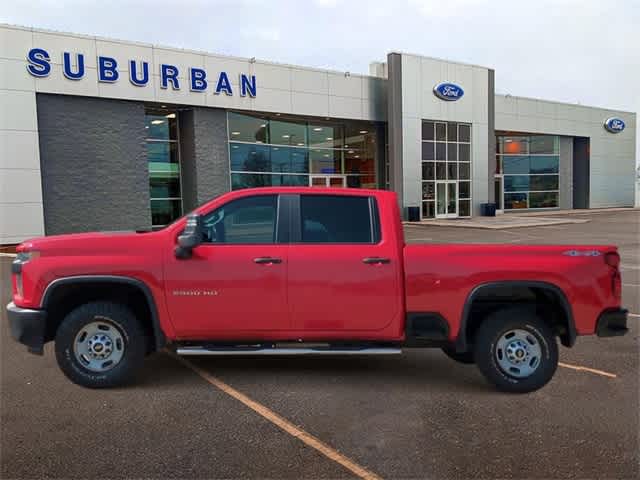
[494,175,504,213]
[435,181,458,218]
[309,175,347,187]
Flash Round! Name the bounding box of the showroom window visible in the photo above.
[145,110,183,228]
[496,135,559,210]
[228,112,378,190]
[421,121,472,218]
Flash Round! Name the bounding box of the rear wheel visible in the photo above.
[55,302,146,388]
[474,308,558,393]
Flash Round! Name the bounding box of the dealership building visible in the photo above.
[0,23,637,244]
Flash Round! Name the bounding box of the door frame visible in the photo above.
[309,175,347,187]
[494,174,504,214]
[435,180,458,219]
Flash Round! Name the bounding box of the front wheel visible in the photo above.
[474,308,558,393]
[55,302,146,388]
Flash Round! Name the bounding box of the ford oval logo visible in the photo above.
[604,117,625,133]
[433,82,464,101]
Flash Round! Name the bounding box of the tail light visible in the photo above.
[605,251,621,300]
[605,252,620,268]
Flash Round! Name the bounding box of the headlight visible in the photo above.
[16,251,39,262]
[13,250,39,298]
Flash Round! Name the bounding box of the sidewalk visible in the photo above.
[405,215,590,229]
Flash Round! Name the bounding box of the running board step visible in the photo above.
[176,346,402,356]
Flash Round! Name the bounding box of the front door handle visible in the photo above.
[254,257,282,264]
[362,257,391,265]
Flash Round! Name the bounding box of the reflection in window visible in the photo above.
[203,195,277,244]
[228,112,377,190]
[497,134,560,210]
[146,110,182,228]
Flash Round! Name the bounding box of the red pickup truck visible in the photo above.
[7,187,628,392]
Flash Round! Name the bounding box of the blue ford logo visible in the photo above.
[433,82,464,101]
[604,117,625,133]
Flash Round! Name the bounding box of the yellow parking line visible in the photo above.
[174,355,383,480]
[559,362,617,378]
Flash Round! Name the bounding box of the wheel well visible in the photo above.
[461,283,574,350]
[43,281,157,352]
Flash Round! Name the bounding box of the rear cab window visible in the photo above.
[298,195,381,244]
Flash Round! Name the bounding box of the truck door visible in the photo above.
[164,194,290,338]
[287,194,402,332]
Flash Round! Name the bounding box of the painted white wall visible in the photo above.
[398,53,490,214]
[495,95,637,208]
[0,24,386,244]
[0,25,45,244]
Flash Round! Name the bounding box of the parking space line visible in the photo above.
[558,362,617,378]
[175,356,383,480]
[0,253,17,258]
[622,283,640,287]
[628,313,639,318]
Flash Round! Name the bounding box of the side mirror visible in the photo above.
[175,214,204,258]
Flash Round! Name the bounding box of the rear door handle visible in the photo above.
[254,257,282,264]
[362,257,391,265]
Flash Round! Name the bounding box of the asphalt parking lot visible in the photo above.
[1,210,638,479]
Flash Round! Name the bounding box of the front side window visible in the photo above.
[202,195,277,244]
[299,195,375,243]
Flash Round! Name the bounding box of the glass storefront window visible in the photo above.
[228,112,269,143]
[422,142,435,160]
[497,134,560,210]
[530,135,559,154]
[530,156,559,173]
[529,192,559,208]
[310,149,340,174]
[231,172,309,189]
[146,109,182,228]
[504,193,528,209]
[150,199,182,227]
[145,114,177,140]
[458,144,470,162]
[422,162,435,180]
[459,163,470,180]
[504,175,530,192]
[422,122,435,141]
[421,120,472,218]
[228,112,378,190]
[309,124,343,148]
[270,120,307,146]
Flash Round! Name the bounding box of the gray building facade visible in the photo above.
[0,24,636,244]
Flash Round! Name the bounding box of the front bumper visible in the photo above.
[596,308,628,337]
[6,302,47,354]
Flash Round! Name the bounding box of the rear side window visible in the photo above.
[299,195,377,243]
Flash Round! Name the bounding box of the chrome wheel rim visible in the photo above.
[495,329,542,378]
[73,319,125,372]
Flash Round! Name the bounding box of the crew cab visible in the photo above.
[6,187,628,392]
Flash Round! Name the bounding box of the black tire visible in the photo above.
[474,308,558,393]
[442,346,475,364]
[55,302,146,388]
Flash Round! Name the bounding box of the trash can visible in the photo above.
[480,203,497,217]
[407,206,420,221]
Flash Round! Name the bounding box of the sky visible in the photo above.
[2,0,639,166]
